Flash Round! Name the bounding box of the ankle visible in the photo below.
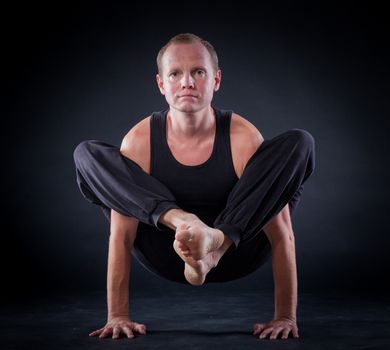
[159,209,198,230]
[216,233,234,256]
[222,234,234,249]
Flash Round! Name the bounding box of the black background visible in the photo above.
[2,1,389,301]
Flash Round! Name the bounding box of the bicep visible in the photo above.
[120,129,139,161]
[239,130,264,174]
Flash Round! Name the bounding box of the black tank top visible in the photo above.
[150,105,239,225]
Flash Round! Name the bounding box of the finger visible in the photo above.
[99,327,113,338]
[253,323,266,335]
[259,327,273,339]
[292,327,299,338]
[270,326,284,339]
[112,326,120,339]
[281,328,291,339]
[89,328,104,337]
[122,326,135,339]
[134,323,147,335]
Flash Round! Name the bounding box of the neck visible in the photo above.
[167,105,216,142]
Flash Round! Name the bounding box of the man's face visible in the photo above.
[156,42,221,113]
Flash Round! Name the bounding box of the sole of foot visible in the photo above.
[173,239,219,286]
[174,221,224,260]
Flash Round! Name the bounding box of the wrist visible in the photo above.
[274,314,297,323]
[108,313,129,321]
[107,295,129,320]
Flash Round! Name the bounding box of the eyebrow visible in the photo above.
[168,66,207,74]
[192,66,207,71]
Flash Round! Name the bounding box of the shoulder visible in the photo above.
[230,112,264,178]
[120,115,151,174]
[230,111,264,150]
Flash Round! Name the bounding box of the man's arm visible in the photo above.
[89,125,152,340]
[119,117,151,174]
[253,204,299,339]
[230,113,264,178]
[265,204,297,322]
[106,210,137,319]
[88,210,147,339]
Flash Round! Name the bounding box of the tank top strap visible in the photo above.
[150,109,166,174]
[150,110,164,146]
[212,106,233,157]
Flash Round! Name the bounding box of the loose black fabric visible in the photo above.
[73,106,315,284]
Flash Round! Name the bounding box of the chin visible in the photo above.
[174,103,198,113]
[178,102,210,114]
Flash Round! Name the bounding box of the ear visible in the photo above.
[156,74,165,95]
[213,69,222,92]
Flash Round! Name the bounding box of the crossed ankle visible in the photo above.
[159,209,199,230]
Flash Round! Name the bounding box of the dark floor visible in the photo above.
[1,288,390,350]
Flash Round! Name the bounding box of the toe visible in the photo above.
[175,229,192,243]
[178,241,189,251]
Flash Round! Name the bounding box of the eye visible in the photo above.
[196,70,205,76]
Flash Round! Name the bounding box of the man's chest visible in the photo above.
[167,135,245,178]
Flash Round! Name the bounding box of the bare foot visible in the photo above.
[173,219,234,286]
[174,219,225,260]
[173,240,219,286]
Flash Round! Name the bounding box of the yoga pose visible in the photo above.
[73,33,315,340]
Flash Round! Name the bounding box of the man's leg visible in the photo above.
[213,128,315,250]
[151,208,229,285]
[73,140,212,284]
[73,140,182,230]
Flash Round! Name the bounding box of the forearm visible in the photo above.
[271,236,298,321]
[107,235,131,319]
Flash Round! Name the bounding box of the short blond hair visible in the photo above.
[156,33,219,75]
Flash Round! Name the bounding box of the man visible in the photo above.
[73,33,315,341]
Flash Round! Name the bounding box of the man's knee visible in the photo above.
[73,140,101,170]
[286,129,315,150]
[283,129,314,158]
[280,129,315,174]
[287,129,316,175]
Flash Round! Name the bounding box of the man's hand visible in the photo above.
[89,316,147,339]
[253,318,299,340]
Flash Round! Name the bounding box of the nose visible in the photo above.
[180,72,195,89]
